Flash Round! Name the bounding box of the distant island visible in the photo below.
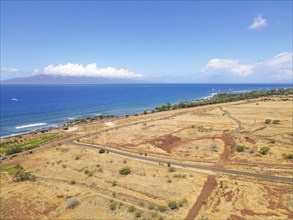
[1,75,153,84]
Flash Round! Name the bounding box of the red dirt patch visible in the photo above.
[223,190,234,202]
[227,214,245,220]
[185,175,217,220]
[150,134,184,153]
[263,186,293,219]
[240,209,279,217]
[218,131,236,163]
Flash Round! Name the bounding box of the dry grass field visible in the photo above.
[1,95,292,219]
[1,144,207,220]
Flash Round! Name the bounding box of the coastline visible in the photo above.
[1,87,292,139]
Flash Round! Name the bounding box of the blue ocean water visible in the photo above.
[0,84,291,137]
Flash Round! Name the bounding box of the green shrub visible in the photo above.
[109,202,117,210]
[237,145,245,152]
[265,119,271,124]
[112,180,117,186]
[135,210,143,218]
[99,149,105,154]
[128,205,136,213]
[168,201,178,209]
[84,169,93,176]
[70,180,76,185]
[259,147,270,155]
[119,166,131,175]
[272,120,280,124]
[13,169,36,182]
[157,205,166,212]
[148,204,155,210]
[5,145,23,155]
[283,154,293,159]
[168,167,176,172]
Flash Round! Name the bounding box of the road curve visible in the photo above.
[72,141,293,183]
[218,106,244,133]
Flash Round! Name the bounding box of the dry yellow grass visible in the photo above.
[1,95,292,219]
[1,144,207,219]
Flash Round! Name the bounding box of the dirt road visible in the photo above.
[72,141,293,183]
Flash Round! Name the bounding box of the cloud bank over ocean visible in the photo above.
[36,63,144,78]
[199,52,292,82]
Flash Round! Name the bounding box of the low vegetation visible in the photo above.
[157,205,166,212]
[168,167,176,172]
[66,197,80,209]
[99,149,105,154]
[14,169,36,182]
[259,147,270,155]
[283,154,293,160]
[265,119,271,124]
[1,164,24,176]
[112,180,118,186]
[168,201,178,209]
[135,210,143,218]
[272,119,280,124]
[128,205,136,213]
[1,164,36,182]
[1,135,60,155]
[119,166,131,175]
[237,145,245,152]
[153,88,293,112]
[65,114,115,125]
[173,173,187,178]
[109,201,117,211]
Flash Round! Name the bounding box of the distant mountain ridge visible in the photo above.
[1,75,153,84]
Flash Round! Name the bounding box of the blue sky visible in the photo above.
[1,1,292,83]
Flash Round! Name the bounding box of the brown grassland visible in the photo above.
[0,94,292,220]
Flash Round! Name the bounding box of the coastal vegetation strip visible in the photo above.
[64,88,293,126]
[65,114,115,125]
[153,88,293,112]
[0,135,60,155]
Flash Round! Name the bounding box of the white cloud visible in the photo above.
[201,59,254,76]
[34,63,144,78]
[200,52,293,82]
[249,15,267,30]
[263,52,292,66]
[1,67,19,73]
